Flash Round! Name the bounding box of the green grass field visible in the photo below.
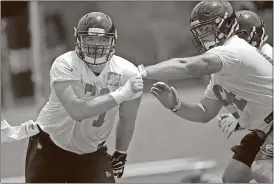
[1,79,249,182]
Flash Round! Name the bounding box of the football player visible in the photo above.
[216,10,273,183]
[24,12,143,183]
[218,10,272,139]
[138,0,273,183]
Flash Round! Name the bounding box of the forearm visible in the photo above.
[144,54,220,81]
[145,59,188,80]
[115,116,136,152]
[173,102,212,123]
[72,94,117,121]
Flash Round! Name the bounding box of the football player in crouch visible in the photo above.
[216,10,273,183]
[138,0,273,183]
[24,12,143,183]
[218,10,272,139]
[217,10,273,183]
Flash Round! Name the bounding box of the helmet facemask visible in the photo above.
[75,27,117,66]
[250,26,268,49]
[190,12,239,53]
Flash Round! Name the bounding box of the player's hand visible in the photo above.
[111,151,127,178]
[128,75,143,93]
[110,75,143,104]
[217,113,239,138]
[150,82,180,110]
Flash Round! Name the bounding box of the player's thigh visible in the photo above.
[222,158,253,183]
[231,130,265,167]
[68,148,115,183]
[25,133,68,183]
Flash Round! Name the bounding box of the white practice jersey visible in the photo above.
[36,51,141,154]
[204,35,273,133]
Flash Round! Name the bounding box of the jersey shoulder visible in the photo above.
[52,51,81,70]
[206,36,243,75]
[50,51,82,84]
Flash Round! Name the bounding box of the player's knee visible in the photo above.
[251,160,273,183]
[222,159,254,183]
[222,171,248,183]
[222,171,242,183]
[222,166,238,183]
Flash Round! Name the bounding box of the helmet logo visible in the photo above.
[88,28,105,35]
[215,17,221,24]
[218,33,224,39]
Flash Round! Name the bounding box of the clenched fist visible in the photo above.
[110,75,143,105]
[129,75,144,93]
[217,113,242,138]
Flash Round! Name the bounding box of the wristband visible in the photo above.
[171,101,182,112]
[137,64,147,79]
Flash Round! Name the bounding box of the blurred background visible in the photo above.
[1,1,273,182]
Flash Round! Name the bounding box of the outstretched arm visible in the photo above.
[150,82,223,123]
[173,96,223,123]
[142,52,223,81]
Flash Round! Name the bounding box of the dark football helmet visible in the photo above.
[236,10,268,49]
[189,0,239,53]
[74,12,117,66]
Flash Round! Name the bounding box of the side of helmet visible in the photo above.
[189,0,239,53]
[236,10,268,48]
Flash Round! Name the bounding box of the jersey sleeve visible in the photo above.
[50,57,80,85]
[120,61,142,100]
[204,75,219,100]
[206,45,241,75]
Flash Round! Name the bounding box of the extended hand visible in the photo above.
[150,82,180,110]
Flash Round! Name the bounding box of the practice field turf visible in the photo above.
[1,79,248,182]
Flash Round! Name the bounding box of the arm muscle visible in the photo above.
[145,53,223,80]
[53,80,117,121]
[174,96,223,123]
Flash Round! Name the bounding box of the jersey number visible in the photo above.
[85,86,110,127]
[93,88,110,127]
[213,84,247,119]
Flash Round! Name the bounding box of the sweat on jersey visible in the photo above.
[204,35,273,134]
[36,51,142,154]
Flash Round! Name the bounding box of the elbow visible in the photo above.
[65,102,86,121]
[70,114,82,121]
[199,116,212,124]
[200,118,210,124]
[68,110,83,121]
